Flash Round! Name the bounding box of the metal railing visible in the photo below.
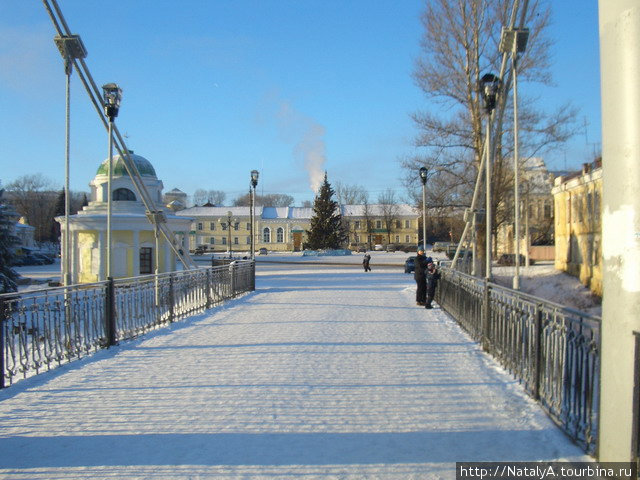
[435,266,600,455]
[0,260,255,388]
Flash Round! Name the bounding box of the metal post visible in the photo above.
[533,304,543,400]
[106,120,113,280]
[0,298,5,389]
[512,51,521,290]
[64,58,72,287]
[104,277,116,347]
[422,183,427,249]
[250,187,255,259]
[485,120,493,282]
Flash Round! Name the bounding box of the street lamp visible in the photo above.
[53,34,87,286]
[500,27,529,290]
[419,167,428,250]
[219,210,237,258]
[250,170,259,259]
[479,73,500,282]
[102,83,122,280]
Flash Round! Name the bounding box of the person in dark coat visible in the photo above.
[425,261,441,309]
[362,253,371,272]
[414,248,429,305]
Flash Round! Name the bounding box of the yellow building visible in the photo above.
[551,160,602,295]
[57,151,191,283]
[179,204,420,253]
[342,204,419,249]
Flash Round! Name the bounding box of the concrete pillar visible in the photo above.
[598,0,640,462]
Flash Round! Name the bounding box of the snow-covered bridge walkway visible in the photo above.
[0,264,588,479]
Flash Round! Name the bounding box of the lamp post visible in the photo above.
[419,167,428,250]
[219,211,237,258]
[500,27,529,290]
[250,170,259,259]
[102,83,122,280]
[53,34,87,286]
[479,73,500,282]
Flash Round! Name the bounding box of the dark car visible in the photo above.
[404,256,416,274]
[497,253,534,266]
[258,247,268,255]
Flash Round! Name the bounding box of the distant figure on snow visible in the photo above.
[414,248,429,305]
[425,261,441,309]
[363,253,372,272]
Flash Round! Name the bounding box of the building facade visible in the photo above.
[551,160,602,295]
[178,204,420,253]
[496,157,555,259]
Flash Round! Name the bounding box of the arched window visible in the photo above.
[113,188,136,201]
[276,227,284,243]
[263,227,271,243]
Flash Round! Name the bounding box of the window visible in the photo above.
[396,220,402,229]
[405,235,410,243]
[354,234,360,243]
[246,223,251,231]
[395,235,400,243]
[209,237,215,245]
[354,221,361,229]
[210,222,216,231]
[113,188,136,201]
[221,222,227,231]
[197,222,203,231]
[234,237,239,245]
[277,227,284,243]
[376,220,382,229]
[222,237,227,245]
[140,247,152,274]
[263,227,271,243]
[246,236,251,244]
[405,220,411,229]
[234,222,239,231]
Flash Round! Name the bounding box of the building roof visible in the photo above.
[96,151,157,178]
[341,204,419,217]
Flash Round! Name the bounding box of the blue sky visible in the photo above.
[0,1,601,206]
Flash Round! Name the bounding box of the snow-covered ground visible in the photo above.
[0,262,591,479]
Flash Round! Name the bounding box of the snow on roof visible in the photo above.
[177,206,253,216]
[341,204,419,217]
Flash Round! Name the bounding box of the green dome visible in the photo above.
[96,151,156,177]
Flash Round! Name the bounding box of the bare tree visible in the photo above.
[232,193,294,207]
[5,174,59,243]
[192,189,226,206]
[334,181,367,205]
[378,189,400,244]
[406,0,579,268]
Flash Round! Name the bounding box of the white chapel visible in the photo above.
[56,151,192,283]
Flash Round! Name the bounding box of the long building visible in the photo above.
[176,204,421,253]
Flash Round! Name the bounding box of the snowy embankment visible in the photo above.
[0,262,590,479]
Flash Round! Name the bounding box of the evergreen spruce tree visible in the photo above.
[51,189,65,242]
[304,173,347,250]
[0,188,19,293]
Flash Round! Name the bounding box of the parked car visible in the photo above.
[374,244,383,251]
[357,245,367,253]
[386,244,396,252]
[433,241,453,252]
[404,256,416,274]
[193,245,208,255]
[258,247,268,255]
[497,253,534,266]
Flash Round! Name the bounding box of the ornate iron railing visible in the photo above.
[0,261,255,387]
[435,267,600,455]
